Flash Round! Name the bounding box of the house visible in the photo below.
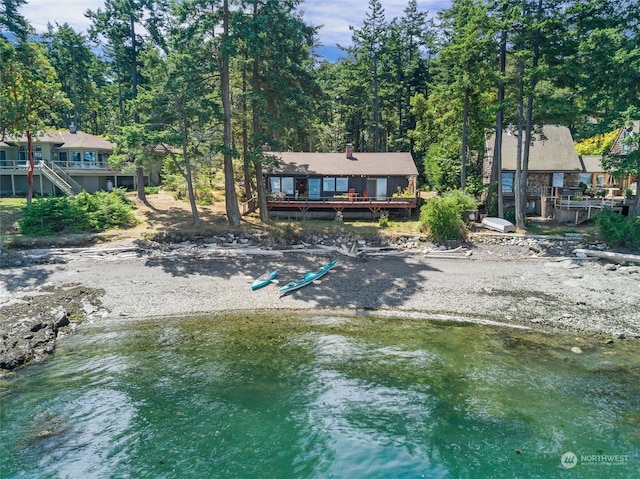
[578,121,639,195]
[0,127,147,196]
[263,146,419,219]
[484,125,584,215]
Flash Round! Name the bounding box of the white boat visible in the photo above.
[481,217,516,233]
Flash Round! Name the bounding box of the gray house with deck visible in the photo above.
[264,147,419,219]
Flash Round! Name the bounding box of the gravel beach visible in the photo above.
[2,235,639,374]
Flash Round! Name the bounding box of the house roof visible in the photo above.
[265,151,419,177]
[580,155,604,173]
[610,120,640,155]
[4,129,114,150]
[486,124,582,172]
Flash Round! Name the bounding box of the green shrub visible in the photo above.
[419,190,477,242]
[19,196,89,235]
[596,208,640,248]
[145,186,159,195]
[378,210,389,228]
[18,189,137,236]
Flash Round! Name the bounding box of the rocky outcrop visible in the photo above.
[0,285,104,375]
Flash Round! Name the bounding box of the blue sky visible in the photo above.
[21,0,450,61]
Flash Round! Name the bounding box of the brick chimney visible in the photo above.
[346,143,353,159]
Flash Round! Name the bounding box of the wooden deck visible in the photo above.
[267,196,418,219]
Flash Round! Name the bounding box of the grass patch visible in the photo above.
[525,219,599,239]
[0,198,26,235]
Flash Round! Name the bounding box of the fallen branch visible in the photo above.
[572,248,640,264]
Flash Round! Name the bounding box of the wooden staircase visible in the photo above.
[39,162,83,196]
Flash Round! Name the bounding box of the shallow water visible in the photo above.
[1,313,638,478]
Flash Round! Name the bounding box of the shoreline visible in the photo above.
[1,239,639,374]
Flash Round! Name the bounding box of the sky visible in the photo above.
[20,0,451,61]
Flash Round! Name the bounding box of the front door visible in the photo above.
[308,178,321,200]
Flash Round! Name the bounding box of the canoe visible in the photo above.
[279,259,339,295]
[251,269,279,290]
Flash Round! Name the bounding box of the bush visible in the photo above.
[18,189,137,236]
[596,208,640,248]
[19,196,89,235]
[419,190,477,242]
[378,210,389,228]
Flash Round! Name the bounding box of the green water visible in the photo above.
[1,313,638,478]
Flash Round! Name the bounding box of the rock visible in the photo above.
[571,346,583,354]
[55,312,71,329]
[604,264,617,271]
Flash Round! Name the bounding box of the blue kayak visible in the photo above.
[251,269,279,290]
[279,259,339,295]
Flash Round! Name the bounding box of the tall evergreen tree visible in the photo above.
[42,23,107,134]
[0,41,71,202]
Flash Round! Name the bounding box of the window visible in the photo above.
[71,151,81,163]
[502,172,513,193]
[282,177,294,194]
[98,152,109,166]
[552,172,564,188]
[323,177,336,191]
[84,151,96,163]
[579,173,591,186]
[270,177,281,193]
[18,145,27,163]
[336,177,348,192]
[270,177,294,195]
[0,150,5,166]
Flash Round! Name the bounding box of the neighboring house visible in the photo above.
[579,121,639,196]
[484,125,583,215]
[0,127,146,196]
[264,146,419,219]
[608,120,639,196]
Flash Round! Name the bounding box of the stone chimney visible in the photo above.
[346,143,353,159]
[69,123,77,134]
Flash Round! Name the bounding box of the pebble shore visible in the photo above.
[2,232,639,374]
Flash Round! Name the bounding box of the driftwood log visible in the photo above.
[572,248,640,264]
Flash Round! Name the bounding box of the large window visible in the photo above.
[84,151,96,165]
[336,177,348,192]
[270,176,294,194]
[502,172,514,193]
[18,145,27,163]
[0,150,5,166]
[322,177,348,193]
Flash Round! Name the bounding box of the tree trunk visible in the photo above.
[182,133,200,228]
[136,166,146,201]
[461,88,469,191]
[373,56,380,152]
[255,160,269,222]
[251,1,270,223]
[492,20,507,218]
[26,130,34,204]
[241,61,253,201]
[514,57,526,230]
[221,0,241,227]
